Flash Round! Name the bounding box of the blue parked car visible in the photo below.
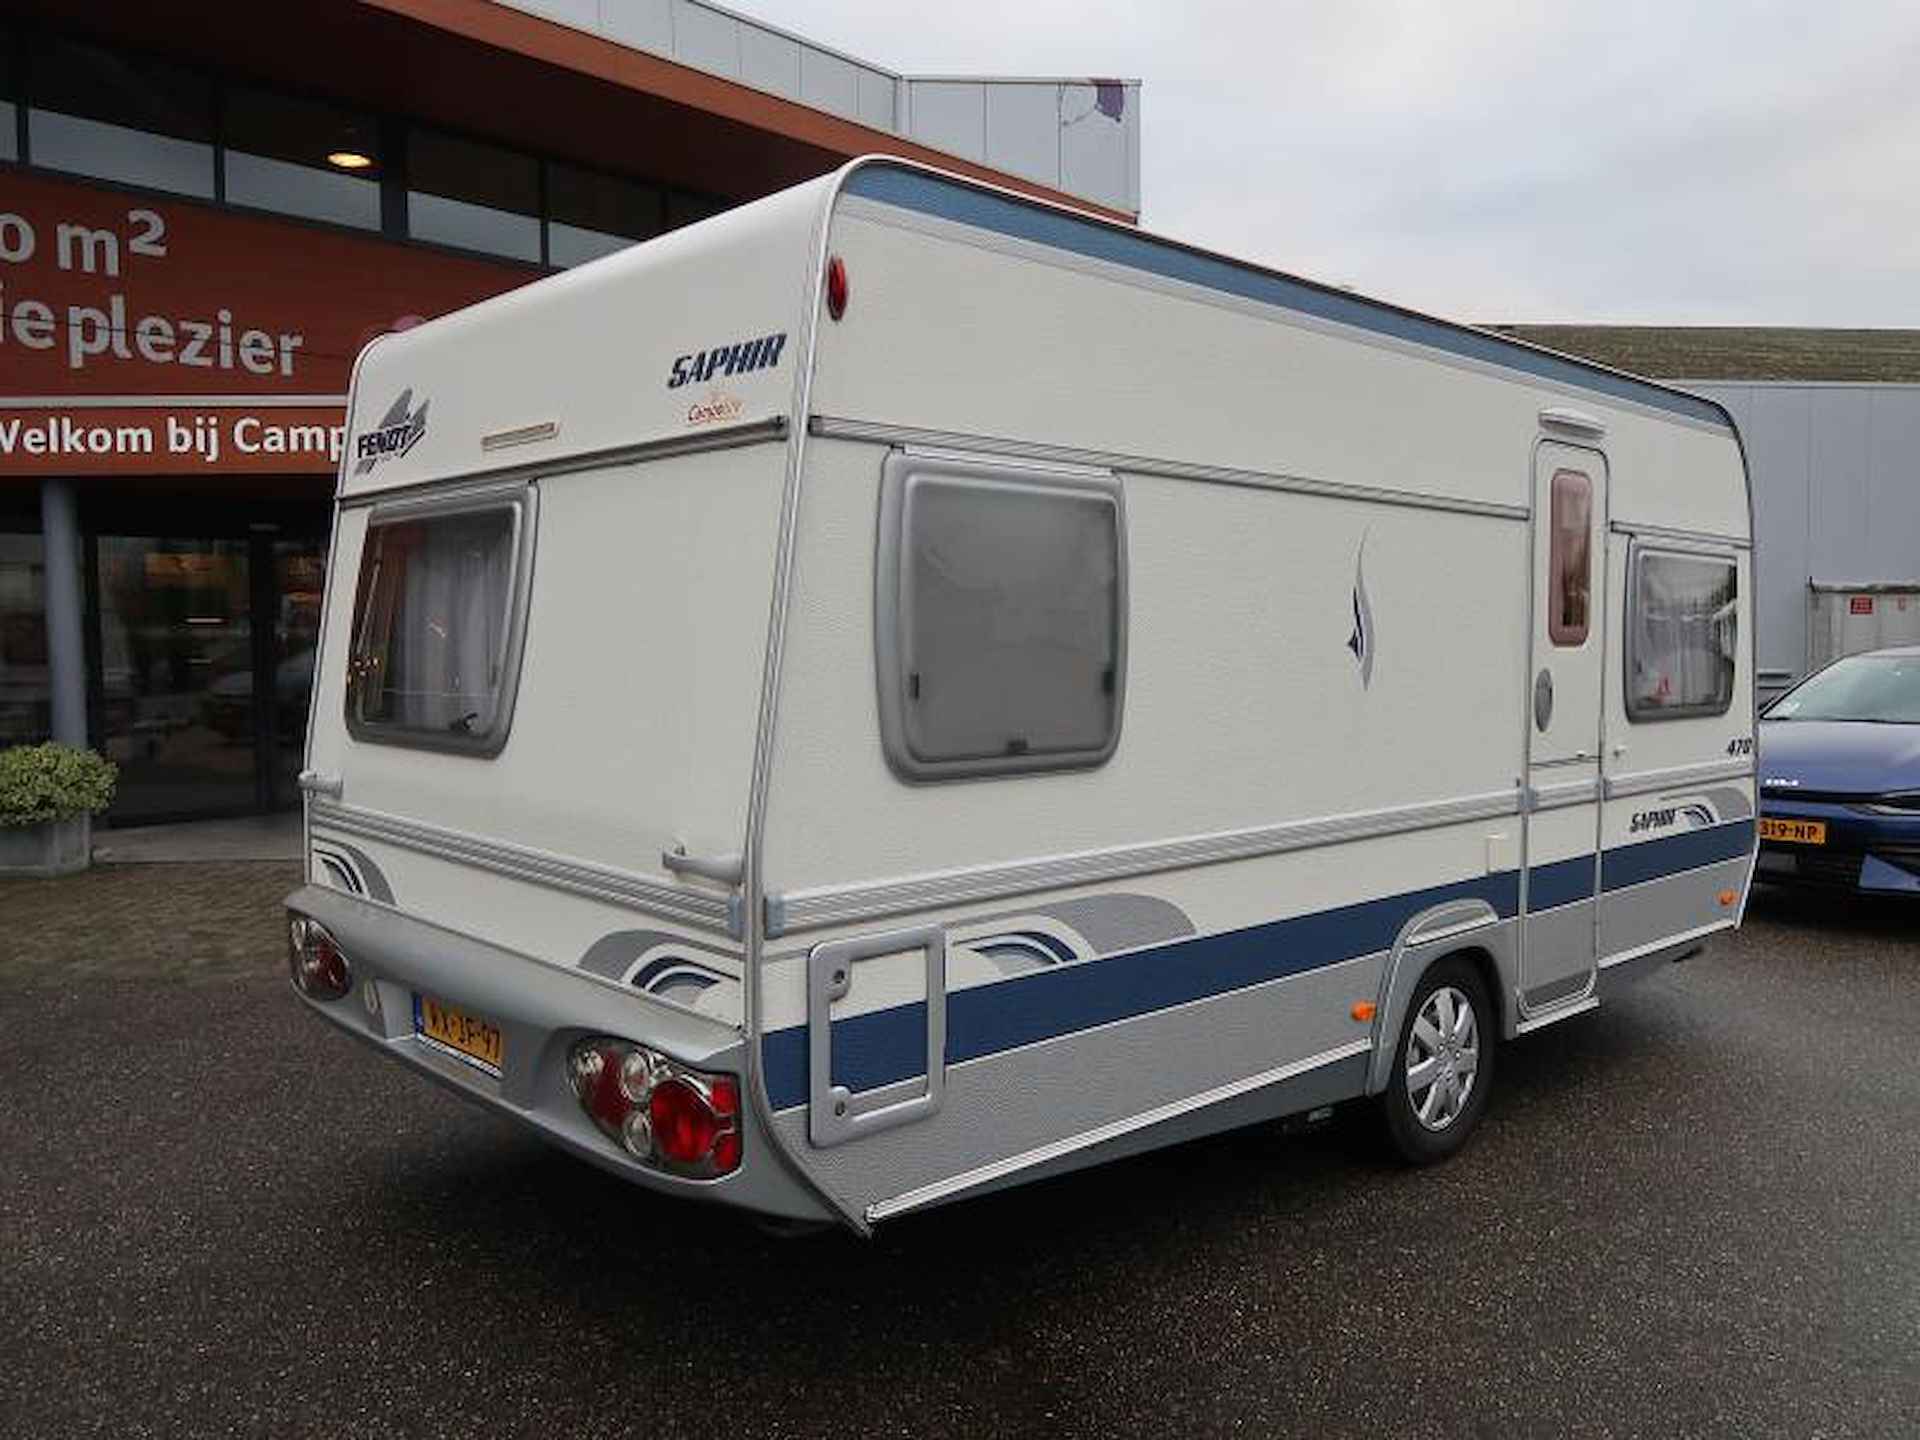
[1756,645,1920,894]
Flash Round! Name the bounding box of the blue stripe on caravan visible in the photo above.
[761,870,1520,1112]
[1527,854,1596,910]
[842,164,1730,430]
[1603,819,1755,892]
[760,820,1759,1112]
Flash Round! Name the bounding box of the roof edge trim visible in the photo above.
[842,162,1731,431]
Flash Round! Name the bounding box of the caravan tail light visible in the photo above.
[287,915,352,1001]
[567,1038,741,1178]
[825,254,849,320]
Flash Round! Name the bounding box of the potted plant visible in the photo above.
[0,742,118,877]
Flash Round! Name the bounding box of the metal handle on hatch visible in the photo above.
[662,844,744,886]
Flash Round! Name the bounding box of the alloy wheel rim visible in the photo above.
[1405,984,1479,1131]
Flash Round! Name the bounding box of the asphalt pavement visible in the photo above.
[2,867,1917,1439]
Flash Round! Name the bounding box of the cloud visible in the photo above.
[739,1,1920,322]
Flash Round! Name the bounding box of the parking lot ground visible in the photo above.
[2,869,1918,1439]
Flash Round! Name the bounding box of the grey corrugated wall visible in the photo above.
[1684,382,1920,686]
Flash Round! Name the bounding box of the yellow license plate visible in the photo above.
[414,993,505,1074]
[1759,817,1827,845]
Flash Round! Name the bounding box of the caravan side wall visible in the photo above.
[749,168,1753,1221]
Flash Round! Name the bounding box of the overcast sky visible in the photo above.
[736,1,1920,325]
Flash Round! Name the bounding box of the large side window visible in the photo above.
[27,38,215,198]
[345,488,535,754]
[1626,546,1738,720]
[876,455,1126,781]
[1547,468,1591,646]
[406,128,542,263]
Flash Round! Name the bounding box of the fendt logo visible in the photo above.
[666,332,787,389]
[353,388,429,475]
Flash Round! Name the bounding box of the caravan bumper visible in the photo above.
[282,884,833,1224]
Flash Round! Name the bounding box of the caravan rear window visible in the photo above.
[876,454,1126,781]
[1626,546,1738,720]
[345,488,534,754]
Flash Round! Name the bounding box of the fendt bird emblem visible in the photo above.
[1347,534,1374,689]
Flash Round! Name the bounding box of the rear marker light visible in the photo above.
[567,1037,741,1178]
[825,254,849,320]
[287,915,352,1001]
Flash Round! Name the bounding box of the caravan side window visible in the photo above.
[876,454,1126,781]
[345,486,536,754]
[1626,545,1738,720]
[1547,469,1592,646]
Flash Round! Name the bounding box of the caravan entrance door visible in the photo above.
[1521,440,1608,1011]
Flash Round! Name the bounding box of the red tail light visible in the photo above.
[825,254,849,320]
[567,1038,741,1178]
[287,915,352,1001]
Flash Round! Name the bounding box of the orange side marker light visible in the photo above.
[1717,889,1737,908]
[1351,1000,1377,1023]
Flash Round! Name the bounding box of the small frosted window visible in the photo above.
[878,458,1126,780]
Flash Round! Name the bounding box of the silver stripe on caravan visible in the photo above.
[865,1037,1374,1222]
[1528,776,1600,811]
[1600,917,1735,970]
[765,787,1521,937]
[309,800,740,935]
[1603,759,1755,801]
[809,416,1532,522]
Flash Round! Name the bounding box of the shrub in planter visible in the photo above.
[0,742,118,876]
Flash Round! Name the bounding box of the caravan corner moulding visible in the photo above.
[285,157,1756,1233]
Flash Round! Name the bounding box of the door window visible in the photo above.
[1547,469,1591,647]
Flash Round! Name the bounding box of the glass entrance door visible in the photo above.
[96,536,257,822]
[267,537,328,809]
[92,530,328,824]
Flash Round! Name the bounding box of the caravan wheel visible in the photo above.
[1378,957,1494,1164]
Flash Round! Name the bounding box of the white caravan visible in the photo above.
[288,158,1757,1232]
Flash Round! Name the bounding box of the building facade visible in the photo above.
[0,0,1140,824]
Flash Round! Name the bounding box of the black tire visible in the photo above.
[1377,956,1495,1165]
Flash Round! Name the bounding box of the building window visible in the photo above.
[406,128,541,263]
[1626,546,1738,720]
[0,533,49,748]
[222,86,381,230]
[1547,468,1591,647]
[27,38,216,199]
[545,161,664,267]
[346,489,535,754]
[875,454,1126,781]
[0,31,19,165]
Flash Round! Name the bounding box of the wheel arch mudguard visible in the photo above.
[1364,899,1516,1096]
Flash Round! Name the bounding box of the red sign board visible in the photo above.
[0,170,535,476]
[1850,596,1875,616]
